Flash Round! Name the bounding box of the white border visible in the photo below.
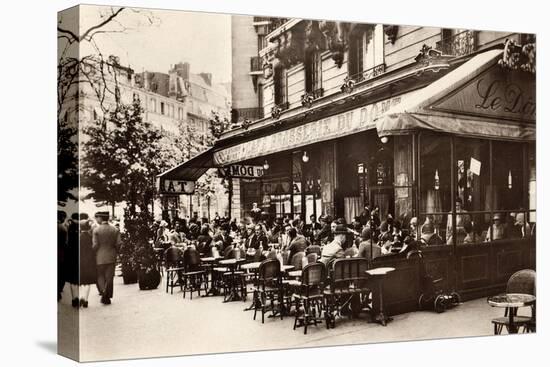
[0,0,547,366]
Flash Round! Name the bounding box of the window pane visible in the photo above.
[491,141,525,211]
[419,134,451,238]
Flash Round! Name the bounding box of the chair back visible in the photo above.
[507,269,536,295]
[302,262,327,286]
[331,258,369,291]
[258,259,281,284]
[183,247,202,271]
[306,245,321,256]
[305,252,318,264]
[291,252,305,270]
[164,247,184,268]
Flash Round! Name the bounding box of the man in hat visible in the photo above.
[92,211,121,305]
[320,224,347,266]
[446,197,470,245]
[213,223,233,252]
[486,213,506,241]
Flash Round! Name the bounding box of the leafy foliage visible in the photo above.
[122,209,156,270]
[82,97,168,215]
[58,114,79,204]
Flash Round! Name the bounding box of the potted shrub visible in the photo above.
[119,234,138,284]
[124,210,161,290]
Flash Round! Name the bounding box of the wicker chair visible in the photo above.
[306,245,322,257]
[292,262,327,334]
[164,247,184,294]
[324,258,371,328]
[181,248,207,299]
[491,269,536,334]
[290,252,305,270]
[253,259,283,323]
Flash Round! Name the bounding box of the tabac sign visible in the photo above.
[213,92,413,166]
[158,179,195,195]
[431,64,536,123]
[225,164,264,178]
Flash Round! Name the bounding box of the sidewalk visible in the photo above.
[58,274,523,362]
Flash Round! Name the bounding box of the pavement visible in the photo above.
[57,272,530,362]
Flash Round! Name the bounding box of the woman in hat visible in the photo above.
[78,217,97,308]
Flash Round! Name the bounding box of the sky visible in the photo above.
[67,5,233,84]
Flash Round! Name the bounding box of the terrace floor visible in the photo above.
[58,273,531,362]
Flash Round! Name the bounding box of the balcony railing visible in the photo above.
[250,56,263,74]
[436,30,477,57]
[349,63,386,83]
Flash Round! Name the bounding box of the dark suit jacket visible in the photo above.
[92,223,122,265]
[213,233,233,252]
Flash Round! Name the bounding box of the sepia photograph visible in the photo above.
[56,3,536,362]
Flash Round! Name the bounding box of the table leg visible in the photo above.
[371,277,392,326]
[508,309,518,334]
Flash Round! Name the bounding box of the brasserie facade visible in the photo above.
[158,22,536,314]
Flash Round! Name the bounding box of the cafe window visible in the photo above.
[305,49,322,93]
[419,133,532,245]
[348,31,364,78]
[273,65,287,106]
[419,133,452,241]
[160,102,165,115]
[365,24,384,70]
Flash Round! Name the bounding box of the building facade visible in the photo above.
[176,19,535,314]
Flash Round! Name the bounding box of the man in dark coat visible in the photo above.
[213,223,233,253]
[92,212,121,305]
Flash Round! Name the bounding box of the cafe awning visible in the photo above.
[375,49,536,141]
[157,147,218,182]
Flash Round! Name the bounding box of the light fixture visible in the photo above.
[508,170,512,189]
[302,151,309,163]
[263,159,270,171]
[434,169,440,190]
[380,136,389,144]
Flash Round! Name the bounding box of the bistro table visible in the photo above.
[366,267,395,326]
[219,258,246,302]
[200,256,221,297]
[487,293,536,334]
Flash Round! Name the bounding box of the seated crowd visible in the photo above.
[153,202,534,268]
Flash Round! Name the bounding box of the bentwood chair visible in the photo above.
[164,247,184,294]
[253,259,283,323]
[292,262,327,334]
[181,247,207,299]
[324,258,371,328]
[492,269,536,334]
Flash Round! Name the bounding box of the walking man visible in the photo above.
[92,211,121,305]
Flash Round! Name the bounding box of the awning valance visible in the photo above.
[157,147,217,182]
[375,49,536,141]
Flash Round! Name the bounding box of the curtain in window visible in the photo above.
[344,196,362,224]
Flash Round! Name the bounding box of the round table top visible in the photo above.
[281,265,294,271]
[218,258,246,265]
[241,262,261,270]
[366,267,396,276]
[488,293,536,308]
[200,257,219,262]
[288,270,302,277]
